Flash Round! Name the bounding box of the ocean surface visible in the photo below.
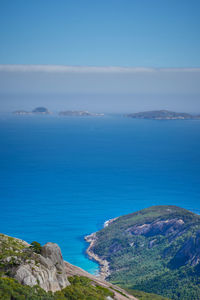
[1,115,200,274]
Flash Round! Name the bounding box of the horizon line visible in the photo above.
[1,64,200,73]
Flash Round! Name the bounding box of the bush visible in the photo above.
[30,241,42,254]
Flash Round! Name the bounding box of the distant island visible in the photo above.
[59,110,104,117]
[13,107,51,115]
[126,110,200,120]
[13,108,105,117]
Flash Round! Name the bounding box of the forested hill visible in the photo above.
[88,205,200,300]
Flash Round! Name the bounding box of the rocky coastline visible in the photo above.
[85,217,118,280]
[85,232,110,280]
[104,217,119,227]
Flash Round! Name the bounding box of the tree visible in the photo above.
[30,241,42,254]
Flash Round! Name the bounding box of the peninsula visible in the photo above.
[86,205,200,300]
[126,110,200,120]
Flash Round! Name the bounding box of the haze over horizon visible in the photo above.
[0,0,200,113]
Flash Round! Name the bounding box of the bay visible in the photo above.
[0,115,200,273]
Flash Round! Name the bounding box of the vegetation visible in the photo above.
[0,234,44,278]
[0,276,114,300]
[30,241,42,254]
[91,205,200,299]
[125,288,169,300]
[0,234,30,276]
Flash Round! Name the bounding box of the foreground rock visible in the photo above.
[0,233,137,299]
[15,242,69,292]
[0,234,69,292]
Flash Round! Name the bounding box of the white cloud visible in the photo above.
[0,64,200,73]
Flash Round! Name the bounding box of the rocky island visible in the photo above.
[59,110,104,117]
[85,205,200,300]
[126,110,200,120]
[13,107,51,115]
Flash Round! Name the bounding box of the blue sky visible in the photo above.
[0,0,200,112]
[1,0,200,67]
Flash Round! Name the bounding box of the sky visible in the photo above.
[0,0,200,113]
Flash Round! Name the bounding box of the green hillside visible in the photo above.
[0,276,114,300]
[90,205,200,300]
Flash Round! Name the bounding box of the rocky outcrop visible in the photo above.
[0,233,137,299]
[169,231,200,268]
[15,242,70,292]
[126,218,185,238]
[0,234,69,292]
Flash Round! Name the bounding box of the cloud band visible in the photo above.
[0,64,200,73]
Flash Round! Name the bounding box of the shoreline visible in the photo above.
[85,217,118,279]
[85,232,110,280]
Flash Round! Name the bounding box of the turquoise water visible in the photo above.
[1,115,200,273]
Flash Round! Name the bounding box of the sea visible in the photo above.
[1,114,200,274]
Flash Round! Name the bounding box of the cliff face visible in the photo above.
[0,234,69,292]
[14,242,70,292]
[169,230,200,268]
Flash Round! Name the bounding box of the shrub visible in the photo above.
[30,241,42,254]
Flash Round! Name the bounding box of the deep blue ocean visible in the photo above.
[1,115,200,274]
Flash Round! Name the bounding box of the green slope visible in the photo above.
[91,205,200,300]
[0,276,114,300]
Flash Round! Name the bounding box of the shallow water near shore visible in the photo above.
[1,115,200,274]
